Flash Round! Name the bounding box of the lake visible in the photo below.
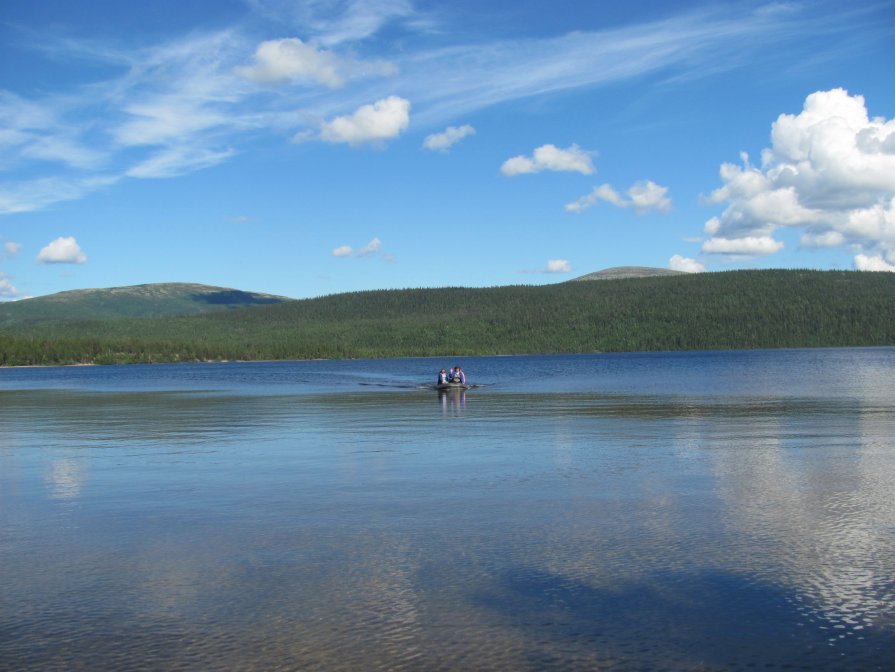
[2,349,894,670]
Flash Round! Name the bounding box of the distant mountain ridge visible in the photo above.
[573,266,686,281]
[0,282,289,325]
[4,270,686,322]
[2,269,893,366]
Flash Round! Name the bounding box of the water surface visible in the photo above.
[2,349,894,670]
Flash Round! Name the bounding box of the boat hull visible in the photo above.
[435,383,469,391]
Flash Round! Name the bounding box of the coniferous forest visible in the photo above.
[1,270,893,366]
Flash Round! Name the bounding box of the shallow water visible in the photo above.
[2,349,894,670]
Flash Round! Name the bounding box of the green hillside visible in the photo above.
[1,270,893,366]
[0,282,288,326]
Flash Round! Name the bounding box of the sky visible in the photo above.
[1,0,894,300]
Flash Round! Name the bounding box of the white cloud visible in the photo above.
[0,176,119,215]
[357,237,382,256]
[546,259,572,273]
[333,238,385,258]
[299,96,411,146]
[800,230,845,248]
[669,255,705,273]
[566,180,670,214]
[854,254,895,272]
[1,6,885,218]
[701,235,784,256]
[501,144,594,176]
[21,135,105,169]
[126,147,236,179]
[3,242,22,257]
[332,245,353,257]
[423,124,475,151]
[236,38,345,87]
[234,37,395,88]
[36,237,87,264]
[628,180,671,214]
[521,259,572,274]
[247,0,418,47]
[114,101,230,148]
[593,184,627,208]
[704,89,895,262]
[0,273,17,298]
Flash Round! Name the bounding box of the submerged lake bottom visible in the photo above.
[1,349,894,670]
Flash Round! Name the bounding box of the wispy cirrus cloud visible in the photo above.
[246,0,419,47]
[126,146,237,179]
[1,2,874,216]
[0,175,119,214]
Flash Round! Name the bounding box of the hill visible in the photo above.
[0,282,288,326]
[1,270,893,365]
[573,266,686,281]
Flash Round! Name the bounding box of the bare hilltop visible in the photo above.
[573,266,686,281]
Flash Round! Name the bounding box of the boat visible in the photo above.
[435,382,469,391]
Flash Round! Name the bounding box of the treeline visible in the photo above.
[2,270,894,366]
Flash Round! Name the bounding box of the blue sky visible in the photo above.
[1,0,894,300]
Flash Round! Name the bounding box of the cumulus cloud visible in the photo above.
[357,237,382,256]
[669,255,705,273]
[854,254,895,272]
[702,235,784,256]
[501,144,594,176]
[566,180,671,214]
[423,124,475,151]
[3,241,22,257]
[37,237,87,264]
[297,96,410,146]
[234,37,395,88]
[547,259,572,273]
[521,259,572,274]
[3,5,881,218]
[628,180,672,214]
[703,89,895,260]
[332,245,353,257]
[333,238,386,259]
[0,273,17,298]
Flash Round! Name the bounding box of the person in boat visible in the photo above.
[438,368,449,384]
[453,366,466,385]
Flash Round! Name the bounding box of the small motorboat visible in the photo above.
[435,382,469,391]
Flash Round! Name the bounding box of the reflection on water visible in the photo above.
[45,457,86,500]
[438,388,467,416]
[1,350,894,670]
[706,405,895,646]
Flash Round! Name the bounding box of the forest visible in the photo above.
[1,270,893,366]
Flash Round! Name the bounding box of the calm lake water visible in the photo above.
[2,349,894,671]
